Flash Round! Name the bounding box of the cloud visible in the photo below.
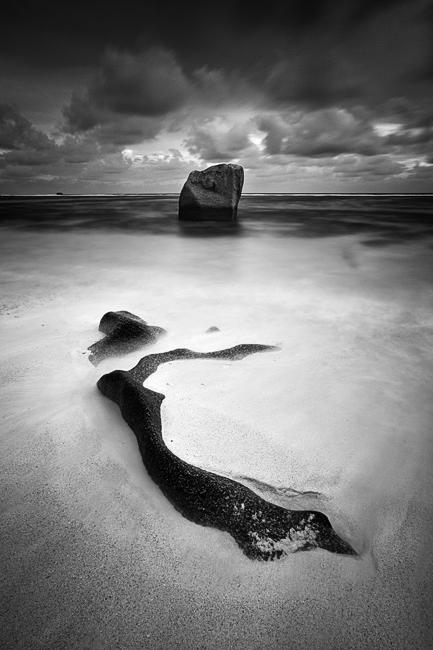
[90,48,191,116]
[0,105,103,184]
[93,117,164,146]
[3,102,432,194]
[331,153,405,179]
[63,92,164,147]
[62,48,192,136]
[61,47,262,149]
[61,48,194,150]
[184,117,254,161]
[1,148,62,167]
[60,135,100,164]
[57,1,433,163]
[3,18,433,197]
[192,67,260,107]
[122,149,199,187]
[256,108,381,157]
[385,125,433,149]
[80,152,132,179]
[0,104,53,151]
[62,93,104,132]
[0,103,198,192]
[264,0,432,110]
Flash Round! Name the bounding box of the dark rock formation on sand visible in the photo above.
[88,310,166,366]
[97,344,356,560]
[179,163,244,221]
[205,326,220,333]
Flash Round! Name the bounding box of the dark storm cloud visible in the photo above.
[61,46,259,147]
[256,109,381,157]
[0,104,53,151]
[94,118,164,146]
[2,0,433,191]
[3,0,432,111]
[332,154,405,179]
[264,0,433,110]
[63,94,103,133]
[63,88,164,144]
[61,47,201,146]
[56,0,433,153]
[2,148,62,167]
[0,102,194,192]
[0,104,104,181]
[86,49,191,117]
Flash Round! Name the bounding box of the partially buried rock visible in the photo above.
[88,310,166,365]
[206,326,220,333]
[97,344,357,560]
[179,163,244,221]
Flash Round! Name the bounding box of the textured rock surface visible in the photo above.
[97,344,356,560]
[179,163,244,221]
[88,310,166,365]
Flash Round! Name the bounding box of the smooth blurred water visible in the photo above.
[1,193,433,245]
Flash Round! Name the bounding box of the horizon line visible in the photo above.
[2,192,433,198]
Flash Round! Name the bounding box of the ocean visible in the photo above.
[1,193,433,239]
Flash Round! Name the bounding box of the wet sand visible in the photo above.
[1,207,433,648]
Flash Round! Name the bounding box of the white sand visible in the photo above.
[1,227,433,648]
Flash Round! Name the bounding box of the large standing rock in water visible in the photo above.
[179,163,244,221]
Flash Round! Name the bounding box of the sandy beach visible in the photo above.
[1,196,433,648]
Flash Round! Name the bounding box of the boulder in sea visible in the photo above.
[88,310,166,365]
[179,163,244,221]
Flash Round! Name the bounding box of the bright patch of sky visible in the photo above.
[373,122,402,136]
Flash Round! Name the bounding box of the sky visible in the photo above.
[1,0,433,193]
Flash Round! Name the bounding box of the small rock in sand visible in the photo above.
[88,310,166,365]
